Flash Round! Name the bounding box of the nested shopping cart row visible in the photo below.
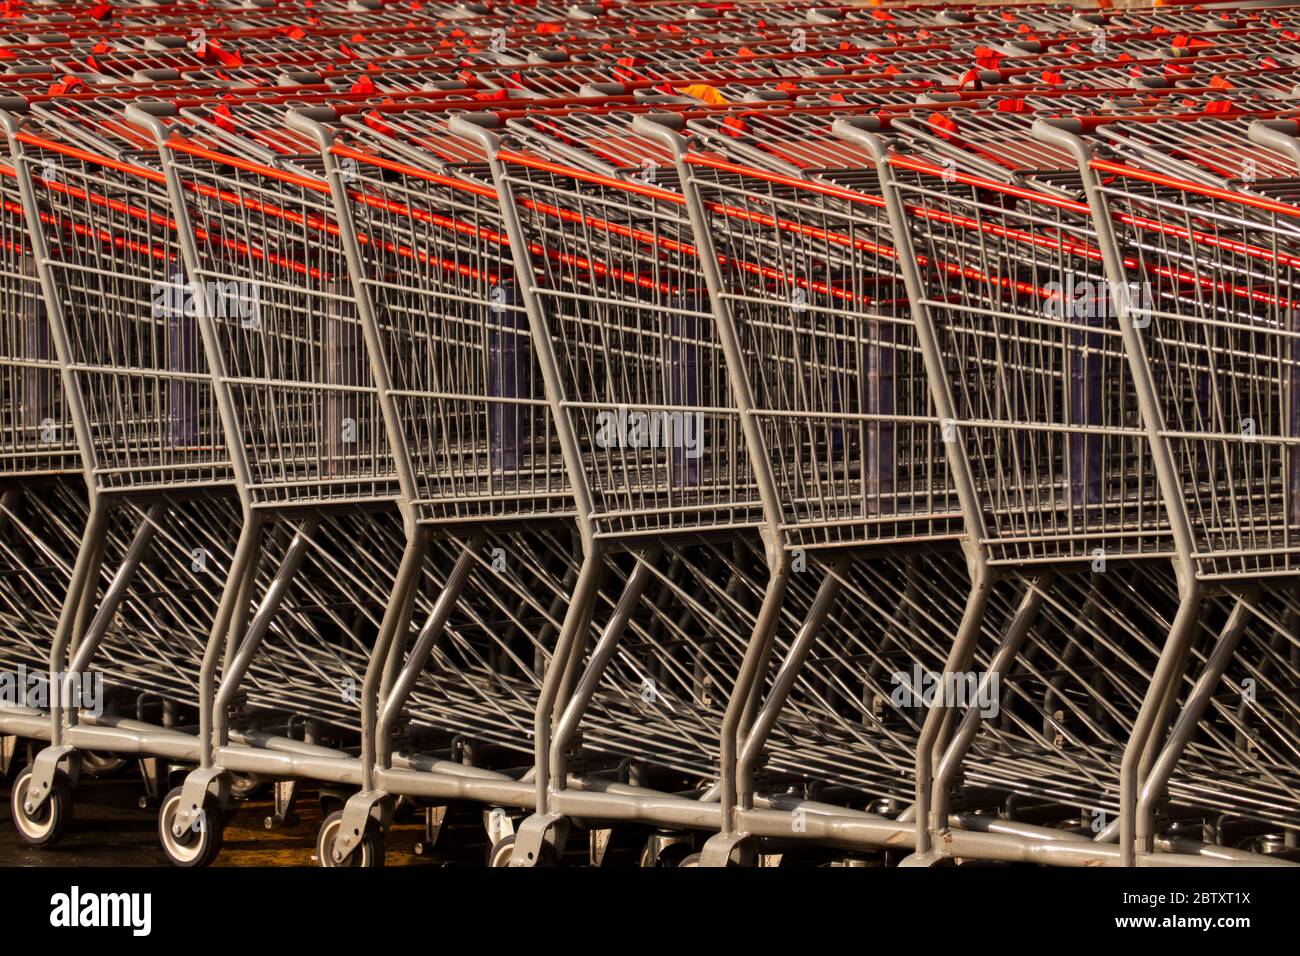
[711,103,1300,862]
[4,1,1300,870]
[0,87,839,865]
[0,91,1294,868]
[667,99,1300,862]
[315,95,1300,864]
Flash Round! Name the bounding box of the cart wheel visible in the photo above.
[1,740,24,785]
[488,834,558,867]
[10,766,73,847]
[677,852,703,868]
[391,793,416,822]
[227,772,265,802]
[80,750,129,778]
[317,810,385,868]
[639,839,692,868]
[487,834,516,867]
[158,786,224,868]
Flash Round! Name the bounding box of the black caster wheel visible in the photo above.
[391,794,416,823]
[488,834,558,867]
[10,766,73,847]
[158,787,225,867]
[487,834,516,867]
[317,810,385,868]
[0,737,24,785]
[80,751,129,778]
[639,840,694,868]
[228,772,266,802]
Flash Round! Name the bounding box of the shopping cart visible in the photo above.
[454,105,809,865]
[1036,111,1300,863]
[281,99,759,865]
[0,100,82,678]
[0,167,88,772]
[117,91,417,863]
[604,107,979,865]
[0,95,249,847]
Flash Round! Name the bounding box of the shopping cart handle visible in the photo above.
[133,69,182,83]
[127,102,179,121]
[807,8,846,24]
[285,110,335,151]
[123,102,178,140]
[1248,120,1300,171]
[893,71,946,86]
[1250,119,1300,136]
[450,112,501,131]
[143,35,189,51]
[1033,116,1110,136]
[292,106,340,126]
[579,82,628,98]
[447,113,502,154]
[830,117,889,168]
[0,97,30,117]
[995,40,1043,56]
[831,115,884,135]
[916,92,963,105]
[0,109,23,138]
[629,112,687,157]
[634,94,698,106]
[1030,118,1097,166]
[637,113,684,132]
[278,71,326,88]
